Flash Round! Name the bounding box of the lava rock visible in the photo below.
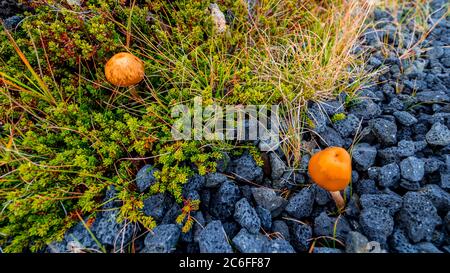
[312,184,331,206]
[416,91,449,103]
[397,140,427,157]
[350,100,382,120]
[222,221,240,239]
[313,247,343,253]
[251,187,287,217]
[398,192,441,243]
[3,15,22,30]
[198,221,233,253]
[345,231,370,253]
[161,203,182,225]
[359,208,394,245]
[142,224,180,253]
[389,228,418,253]
[231,153,264,183]
[233,198,261,234]
[93,210,134,250]
[262,238,296,253]
[285,187,314,219]
[232,228,267,253]
[143,193,172,221]
[307,103,328,133]
[359,194,402,215]
[426,122,450,146]
[394,111,418,126]
[269,153,287,181]
[204,173,228,188]
[256,206,272,230]
[418,184,450,212]
[370,118,398,145]
[319,126,345,147]
[378,163,400,188]
[313,212,351,239]
[290,223,312,252]
[424,157,445,173]
[356,179,380,195]
[272,220,290,241]
[332,114,361,137]
[352,143,377,171]
[415,242,443,253]
[210,181,242,220]
[63,221,99,251]
[136,165,157,192]
[400,156,425,182]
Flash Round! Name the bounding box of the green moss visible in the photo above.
[331,113,347,123]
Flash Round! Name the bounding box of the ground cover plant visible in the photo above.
[8,0,448,254]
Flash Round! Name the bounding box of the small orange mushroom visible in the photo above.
[308,147,352,211]
[105,52,145,87]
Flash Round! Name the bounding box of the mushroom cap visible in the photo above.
[308,147,352,192]
[105,52,145,87]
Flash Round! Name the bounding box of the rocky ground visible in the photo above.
[3,0,449,253]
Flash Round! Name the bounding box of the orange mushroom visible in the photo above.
[308,147,352,211]
[105,52,145,87]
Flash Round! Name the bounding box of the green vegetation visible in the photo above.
[0,0,371,252]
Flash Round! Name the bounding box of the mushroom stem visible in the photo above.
[330,191,345,211]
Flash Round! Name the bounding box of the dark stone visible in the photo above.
[232,228,267,253]
[332,114,361,137]
[418,184,450,212]
[398,192,441,243]
[378,163,400,188]
[285,187,314,219]
[233,198,261,234]
[251,187,287,217]
[396,140,427,157]
[269,152,287,181]
[231,153,264,183]
[198,221,233,253]
[350,100,382,120]
[313,212,351,240]
[210,181,241,220]
[370,118,398,145]
[262,238,296,253]
[359,194,402,216]
[307,103,328,133]
[394,111,418,126]
[222,221,240,239]
[271,220,290,241]
[414,242,443,253]
[319,126,345,147]
[389,228,418,253]
[356,179,380,195]
[426,122,450,146]
[161,203,181,225]
[312,184,331,206]
[136,165,157,192]
[204,173,228,188]
[142,224,180,253]
[290,223,312,252]
[416,91,449,103]
[93,211,134,250]
[143,193,172,221]
[400,156,425,182]
[359,208,394,245]
[3,15,22,30]
[345,231,370,253]
[352,143,377,171]
[313,247,342,253]
[256,206,272,230]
